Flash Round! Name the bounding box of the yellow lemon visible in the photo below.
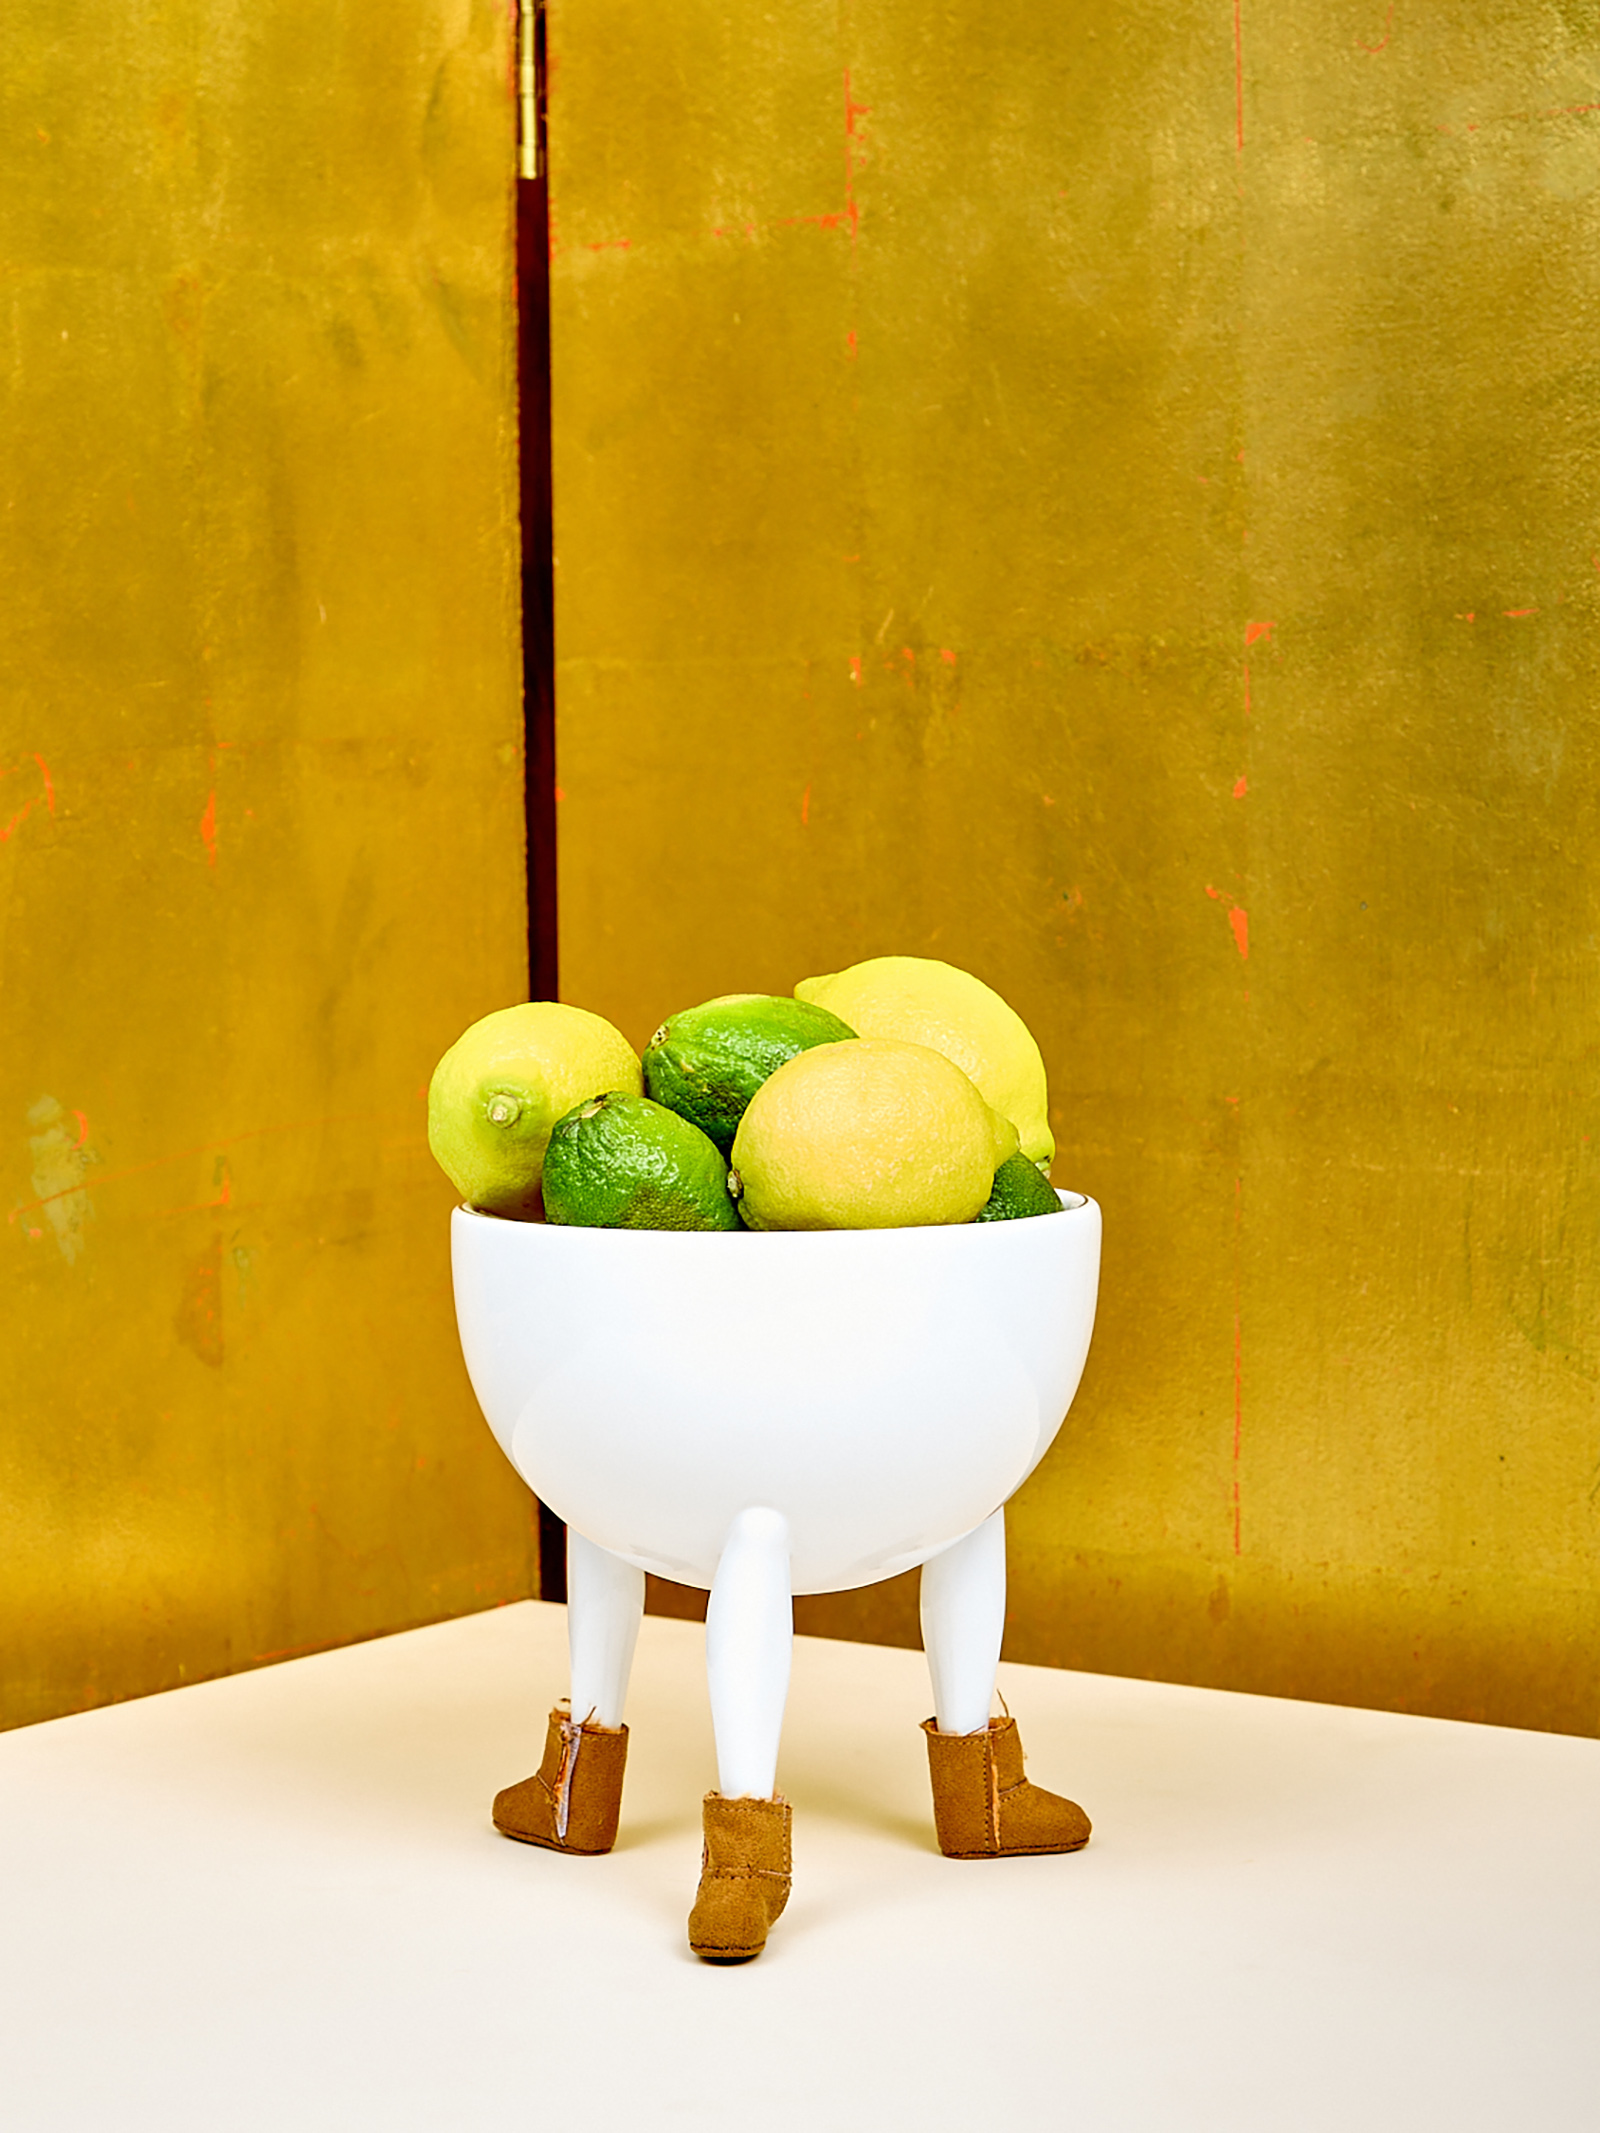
[730,1038,1018,1231]
[794,955,1053,1166]
[428,1001,642,1217]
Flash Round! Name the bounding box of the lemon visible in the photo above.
[427,1001,642,1217]
[794,955,1054,1166]
[976,1151,1063,1222]
[644,992,857,1153]
[542,1091,742,1230]
[730,1038,1018,1231]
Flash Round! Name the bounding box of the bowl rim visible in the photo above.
[452,1188,1094,1240]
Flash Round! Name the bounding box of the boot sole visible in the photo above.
[940,1835,1091,1858]
[492,1820,614,1855]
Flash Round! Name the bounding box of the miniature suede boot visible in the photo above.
[492,1704,628,1855]
[686,1792,793,1962]
[922,1713,1091,1858]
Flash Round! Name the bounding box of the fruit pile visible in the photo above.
[427,955,1063,1232]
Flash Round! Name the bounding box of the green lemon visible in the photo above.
[975,1152,1063,1223]
[644,992,858,1154]
[541,1090,743,1230]
[428,1001,642,1218]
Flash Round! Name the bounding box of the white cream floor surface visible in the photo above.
[3,1601,1596,2132]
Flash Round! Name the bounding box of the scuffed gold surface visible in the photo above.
[2,2,534,1727]
[551,3,1600,1732]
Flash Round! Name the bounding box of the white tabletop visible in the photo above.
[2,1601,1595,2131]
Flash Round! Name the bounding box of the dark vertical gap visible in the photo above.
[516,25,558,1009]
[515,5,566,1605]
[536,1498,568,1604]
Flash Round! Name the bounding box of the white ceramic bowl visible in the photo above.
[451,1192,1100,1595]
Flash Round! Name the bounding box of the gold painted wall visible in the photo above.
[550,3,1600,1734]
[2,1,535,1728]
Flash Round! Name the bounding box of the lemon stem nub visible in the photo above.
[486,1096,522,1128]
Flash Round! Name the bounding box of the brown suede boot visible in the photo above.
[922,1713,1091,1858]
[492,1705,628,1855]
[686,1792,793,1962]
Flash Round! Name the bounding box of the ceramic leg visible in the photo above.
[705,1506,793,1798]
[567,1527,644,1730]
[920,1505,1006,1735]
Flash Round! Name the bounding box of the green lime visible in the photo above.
[974,1152,1063,1223]
[541,1090,743,1231]
[643,992,857,1154]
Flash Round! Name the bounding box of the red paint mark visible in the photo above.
[72,1110,89,1149]
[844,552,860,562]
[800,784,811,826]
[7,1107,406,1226]
[849,656,862,684]
[900,646,915,663]
[844,70,871,244]
[157,1166,234,1219]
[582,238,631,253]
[1233,0,1245,154]
[1358,0,1396,54]
[1455,612,1477,622]
[939,648,957,666]
[1206,886,1250,954]
[774,212,847,233]
[553,785,567,802]
[1041,794,1056,807]
[199,789,217,867]
[1232,774,1249,798]
[1242,623,1273,719]
[845,328,858,360]
[0,755,56,844]
[251,1639,336,1667]
[1232,1174,1243,1555]
[1504,606,1538,618]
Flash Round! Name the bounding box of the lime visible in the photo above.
[794,955,1054,1166]
[644,992,857,1153]
[542,1090,743,1230]
[976,1152,1063,1223]
[729,1038,1018,1231]
[428,1001,642,1217]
